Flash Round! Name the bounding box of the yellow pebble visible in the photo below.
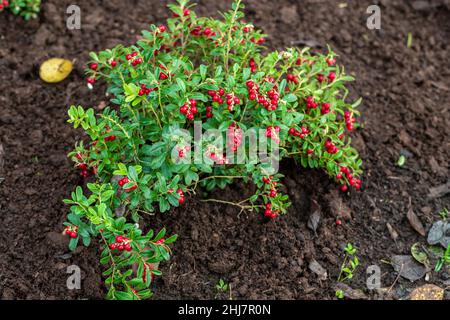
[39,58,73,83]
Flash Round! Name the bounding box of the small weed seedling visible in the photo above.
[216,278,229,292]
[336,243,359,299]
[215,279,232,300]
[396,155,406,167]
[438,208,448,220]
[435,244,450,272]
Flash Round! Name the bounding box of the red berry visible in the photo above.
[116,235,124,243]
[118,177,129,187]
[109,243,117,250]
[118,245,124,251]
[336,173,343,180]
[307,149,314,155]
[340,185,348,192]
[124,184,137,192]
[180,104,188,114]
[336,219,342,226]
[110,60,117,67]
[124,244,132,252]
[159,72,168,80]
[183,9,190,16]
[90,63,98,71]
[159,25,166,32]
[70,231,77,238]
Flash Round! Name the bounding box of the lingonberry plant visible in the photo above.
[0,0,40,19]
[63,0,363,300]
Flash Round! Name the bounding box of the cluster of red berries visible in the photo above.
[338,166,361,191]
[262,176,278,198]
[191,25,217,38]
[306,96,318,110]
[242,25,253,33]
[227,123,243,152]
[75,153,97,177]
[87,77,96,85]
[321,102,331,115]
[206,88,240,111]
[250,38,266,45]
[179,99,198,120]
[326,57,336,66]
[249,58,257,73]
[344,111,355,131]
[172,7,190,17]
[246,79,279,111]
[109,235,132,252]
[324,139,338,154]
[288,126,309,139]
[118,177,137,192]
[317,72,336,83]
[225,93,241,111]
[286,73,299,84]
[177,145,190,158]
[205,148,227,165]
[104,135,116,142]
[138,84,155,96]
[169,188,185,204]
[207,88,225,104]
[64,226,78,238]
[125,51,143,66]
[158,64,170,80]
[264,203,278,219]
[205,105,213,118]
[265,126,280,144]
[0,0,9,10]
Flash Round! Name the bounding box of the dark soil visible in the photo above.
[0,0,449,300]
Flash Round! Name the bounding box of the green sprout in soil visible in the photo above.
[407,32,413,48]
[215,278,232,300]
[335,243,359,299]
[438,208,448,220]
[396,155,406,167]
[216,278,229,292]
[435,244,450,272]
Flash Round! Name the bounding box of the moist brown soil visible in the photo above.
[0,0,449,300]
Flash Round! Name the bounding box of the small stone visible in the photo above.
[308,259,327,280]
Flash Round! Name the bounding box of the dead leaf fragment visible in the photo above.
[335,283,368,300]
[391,255,428,282]
[407,198,426,236]
[307,199,321,235]
[386,223,399,242]
[410,284,444,300]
